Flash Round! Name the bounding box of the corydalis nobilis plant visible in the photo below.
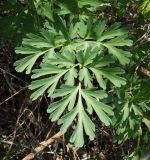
[14,18,133,148]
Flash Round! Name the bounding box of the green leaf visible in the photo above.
[78,0,100,8]
[48,53,75,67]
[102,43,131,65]
[48,86,78,121]
[81,90,113,126]
[132,104,143,116]
[99,68,126,87]
[68,91,84,147]
[53,14,70,41]
[106,35,133,46]
[122,101,130,121]
[91,67,126,88]
[83,45,101,66]
[52,86,77,98]
[90,68,106,89]
[14,17,133,149]
[14,30,59,74]
[31,63,66,79]
[48,96,70,121]
[78,20,87,38]
[23,32,54,48]
[14,52,44,74]
[41,3,54,21]
[70,114,84,147]
[92,55,115,68]
[61,49,75,63]
[59,108,78,133]
[79,67,93,88]
[58,0,78,14]
[15,46,41,55]
[43,48,55,61]
[98,23,127,41]
[82,109,95,140]
[86,17,93,38]
[29,75,60,100]
[64,67,77,86]
[139,0,150,17]
[69,22,80,39]
[84,88,108,99]
[94,19,106,39]
[76,50,84,65]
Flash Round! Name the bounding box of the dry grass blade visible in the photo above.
[0,86,28,106]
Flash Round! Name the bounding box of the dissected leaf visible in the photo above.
[14,17,133,148]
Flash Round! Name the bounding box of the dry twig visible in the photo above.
[139,67,150,77]
[22,132,62,160]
